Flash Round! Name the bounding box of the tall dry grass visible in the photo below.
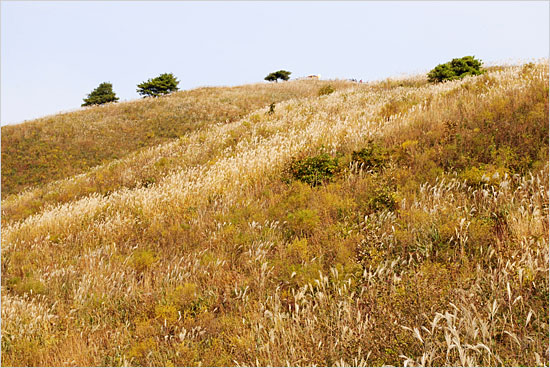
[1,62,547,366]
[1,79,354,199]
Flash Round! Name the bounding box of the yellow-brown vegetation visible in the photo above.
[1,80,353,200]
[1,62,548,366]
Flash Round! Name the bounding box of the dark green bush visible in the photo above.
[427,56,484,83]
[288,153,339,186]
[369,187,398,212]
[82,82,119,106]
[318,84,335,96]
[137,73,179,97]
[265,70,292,83]
[352,142,389,171]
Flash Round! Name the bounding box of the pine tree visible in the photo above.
[276,70,291,81]
[264,70,292,82]
[427,56,484,83]
[264,72,278,82]
[137,73,179,97]
[82,82,119,106]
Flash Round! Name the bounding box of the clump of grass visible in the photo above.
[318,84,335,96]
[6,276,46,296]
[368,187,398,212]
[351,141,390,172]
[131,249,158,274]
[286,209,321,237]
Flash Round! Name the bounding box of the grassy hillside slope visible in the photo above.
[1,63,548,366]
[1,80,365,224]
[1,80,353,198]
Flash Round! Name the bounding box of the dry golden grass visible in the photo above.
[1,62,548,366]
[1,79,354,199]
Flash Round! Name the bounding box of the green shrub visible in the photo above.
[427,56,484,83]
[369,187,398,212]
[82,82,119,106]
[265,70,292,82]
[318,84,335,96]
[137,73,179,97]
[288,153,340,186]
[352,142,389,171]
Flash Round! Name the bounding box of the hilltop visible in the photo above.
[1,63,548,366]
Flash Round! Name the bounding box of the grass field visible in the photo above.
[1,62,548,366]
[1,80,354,199]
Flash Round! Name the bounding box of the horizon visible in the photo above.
[2,1,549,126]
[2,58,544,127]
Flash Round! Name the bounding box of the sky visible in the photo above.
[1,1,548,125]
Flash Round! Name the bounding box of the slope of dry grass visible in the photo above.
[1,62,548,366]
[1,80,363,224]
[1,79,353,198]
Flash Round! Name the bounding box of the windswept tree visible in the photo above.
[265,70,292,82]
[82,82,119,106]
[277,70,292,81]
[265,73,278,82]
[137,73,179,97]
[427,56,484,83]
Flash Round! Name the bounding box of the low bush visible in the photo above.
[288,153,340,186]
[427,56,484,83]
[352,142,389,171]
[369,187,398,212]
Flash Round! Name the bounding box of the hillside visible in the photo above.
[1,62,548,366]
[1,79,354,199]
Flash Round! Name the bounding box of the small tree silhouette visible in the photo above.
[427,56,484,83]
[264,70,292,83]
[82,82,119,106]
[137,73,179,97]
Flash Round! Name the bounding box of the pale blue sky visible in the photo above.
[1,1,548,125]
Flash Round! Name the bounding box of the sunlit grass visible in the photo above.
[1,62,548,366]
[1,79,354,199]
